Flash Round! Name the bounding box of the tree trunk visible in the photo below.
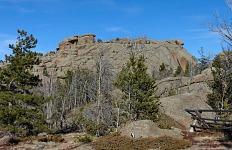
[97,61,102,125]
[60,97,66,129]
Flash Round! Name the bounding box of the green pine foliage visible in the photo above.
[113,53,159,120]
[184,62,190,77]
[0,30,47,135]
[0,30,41,93]
[159,63,166,72]
[207,51,232,110]
[0,92,47,135]
[174,65,182,77]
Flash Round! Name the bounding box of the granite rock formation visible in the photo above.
[32,34,198,80]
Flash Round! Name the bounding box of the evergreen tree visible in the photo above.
[184,62,190,77]
[174,65,182,77]
[0,30,47,135]
[113,53,159,120]
[207,51,232,110]
[159,63,166,72]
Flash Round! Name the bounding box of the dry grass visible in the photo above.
[182,130,225,143]
[17,135,65,143]
[91,133,191,150]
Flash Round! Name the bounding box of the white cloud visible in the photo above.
[2,0,61,13]
[184,15,210,21]
[184,28,220,40]
[0,33,16,59]
[106,27,130,34]
[2,0,24,2]
[123,6,143,15]
[75,0,116,6]
[186,28,209,32]
[99,0,116,7]
[18,6,35,13]
[3,0,58,2]
[192,32,219,40]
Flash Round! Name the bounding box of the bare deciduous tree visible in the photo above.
[208,0,232,47]
[207,0,232,111]
[94,46,113,125]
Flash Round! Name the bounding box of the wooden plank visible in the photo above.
[191,116,232,122]
[205,121,232,126]
[185,109,232,113]
[195,110,209,128]
[190,124,232,130]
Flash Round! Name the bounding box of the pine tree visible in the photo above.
[174,65,182,77]
[0,30,47,135]
[159,63,166,72]
[113,53,159,120]
[207,51,232,110]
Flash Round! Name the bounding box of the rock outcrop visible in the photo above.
[120,120,183,139]
[159,93,214,129]
[32,34,198,79]
[155,68,213,98]
[56,34,96,51]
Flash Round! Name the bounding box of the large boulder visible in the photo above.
[120,120,182,139]
[159,93,214,130]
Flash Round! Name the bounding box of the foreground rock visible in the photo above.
[120,120,183,139]
[0,131,13,147]
[159,93,214,129]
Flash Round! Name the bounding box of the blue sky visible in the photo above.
[0,0,231,60]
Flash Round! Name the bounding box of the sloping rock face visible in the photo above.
[32,34,198,79]
[155,68,213,98]
[159,93,214,130]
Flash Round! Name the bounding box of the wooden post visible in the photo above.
[190,110,202,132]
[190,119,197,132]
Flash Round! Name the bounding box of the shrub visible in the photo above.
[155,114,175,129]
[85,121,109,136]
[91,134,191,150]
[18,135,64,143]
[76,114,109,136]
[77,135,92,143]
[97,39,103,43]
[168,86,177,96]
[155,114,185,130]
[174,66,182,76]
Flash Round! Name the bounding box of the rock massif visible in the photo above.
[31,34,213,129]
[32,34,198,79]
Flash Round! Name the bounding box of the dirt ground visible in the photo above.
[0,131,232,150]
[183,130,232,150]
